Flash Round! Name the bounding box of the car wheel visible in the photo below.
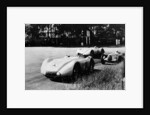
[72,64,80,82]
[89,60,95,72]
[108,55,112,61]
[101,59,105,64]
[98,51,102,58]
[101,55,105,64]
[118,56,122,62]
[90,50,94,57]
[99,53,102,59]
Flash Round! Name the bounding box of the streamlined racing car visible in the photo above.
[76,46,103,58]
[41,55,95,81]
[101,51,124,64]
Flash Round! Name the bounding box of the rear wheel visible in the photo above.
[89,60,95,72]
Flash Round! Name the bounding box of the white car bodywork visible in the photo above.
[41,55,94,78]
[103,51,123,62]
[76,47,101,57]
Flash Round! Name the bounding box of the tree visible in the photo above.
[25,24,125,47]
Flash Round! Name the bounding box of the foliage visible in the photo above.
[25,24,125,47]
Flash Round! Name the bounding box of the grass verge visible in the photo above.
[67,60,125,90]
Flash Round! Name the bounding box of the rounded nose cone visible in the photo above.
[41,65,46,75]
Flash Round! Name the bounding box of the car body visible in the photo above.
[41,55,95,80]
[101,51,124,64]
[76,46,102,58]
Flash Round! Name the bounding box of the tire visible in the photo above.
[118,56,122,62]
[89,60,95,72]
[90,50,94,58]
[99,53,102,59]
[72,64,80,82]
[108,55,112,61]
[101,59,105,64]
[101,55,105,64]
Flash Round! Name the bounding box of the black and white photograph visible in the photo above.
[25,24,125,90]
[7,6,143,108]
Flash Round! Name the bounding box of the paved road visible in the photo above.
[25,47,125,90]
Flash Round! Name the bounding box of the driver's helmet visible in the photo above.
[94,46,97,48]
[115,50,120,54]
[65,55,70,58]
[78,53,85,58]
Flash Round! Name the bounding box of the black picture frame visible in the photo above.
[1,0,149,113]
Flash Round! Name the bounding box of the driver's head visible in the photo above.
[78,54,84,58]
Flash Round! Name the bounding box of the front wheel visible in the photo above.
[101,55,106,64]
[90,50,94,58]
[101,59,105,64]
[72,64,80,82]
[118,56,122,62]
[108,55,112,62]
